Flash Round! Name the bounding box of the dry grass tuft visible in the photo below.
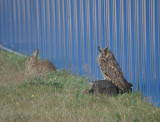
[0,50,29,85]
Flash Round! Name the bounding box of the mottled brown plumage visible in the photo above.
[98,47,132,92]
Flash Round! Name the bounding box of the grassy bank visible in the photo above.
[0,50,160,122]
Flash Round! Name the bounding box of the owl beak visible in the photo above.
[98,46,102,52]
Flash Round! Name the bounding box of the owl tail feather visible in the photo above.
[118,82,133,93]
[124,82,133,92]
[128,82,133,91]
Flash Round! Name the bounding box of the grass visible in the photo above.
[0,50,160,122]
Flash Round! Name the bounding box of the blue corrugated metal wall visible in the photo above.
[0,0,159,106]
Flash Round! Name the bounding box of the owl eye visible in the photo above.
[105,53,110,58]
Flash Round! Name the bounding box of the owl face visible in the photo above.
[98,46,113,59]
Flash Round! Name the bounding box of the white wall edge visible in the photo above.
[0,45,26,57]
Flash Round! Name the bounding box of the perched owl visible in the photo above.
[98,46,132,92]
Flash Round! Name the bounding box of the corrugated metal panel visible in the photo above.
[0,0,159,106]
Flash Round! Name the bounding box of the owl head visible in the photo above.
[98,46,113,59]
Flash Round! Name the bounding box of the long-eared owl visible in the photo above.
[98,46,132,92]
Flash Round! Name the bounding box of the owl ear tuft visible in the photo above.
[104,47,108,52]
[98,46,102,52]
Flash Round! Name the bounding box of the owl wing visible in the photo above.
[99,58,130,92]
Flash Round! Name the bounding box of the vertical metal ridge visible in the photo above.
[126,0,132,83]
[26,0,31,53]
[17,0,21,53]
[46,0,51,60]
[36,0,40,49]
[158,0,160,102]
[85,0,91,77]
[61,0,66,69]
[112,0,117,59]
[8,0,13,50]
[133,0,140,90]
[104,0,110,48]
[119,0,125,73]
[4,1,9,47]
[0,0,4,44]
[140,0,147,95]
